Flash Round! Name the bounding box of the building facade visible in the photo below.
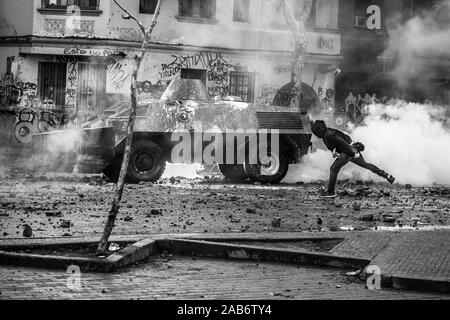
[335,0,450,127]
[0,0,343,143]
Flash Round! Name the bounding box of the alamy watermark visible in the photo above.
[366,265,381,290]
[171,122,280,169]
[66,264,82,291]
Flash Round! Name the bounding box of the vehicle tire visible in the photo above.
[244,151,289,184]
[127,139,166,183]
[218,164,248,183]
[103,139,166,183]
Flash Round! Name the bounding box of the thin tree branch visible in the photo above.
[113,0,146,35]
[96,0,163,255]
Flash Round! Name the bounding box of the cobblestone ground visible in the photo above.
[1,255,449,300]
[0,175,449,239]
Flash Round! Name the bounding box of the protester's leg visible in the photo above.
[351,154,395,183]
[351,154,386,176]
[328,154,350,194]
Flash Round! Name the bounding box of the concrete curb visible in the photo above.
[1,233,449,294]
[0,235,367,271]
[157,239,370,269]
[381,274,450,294]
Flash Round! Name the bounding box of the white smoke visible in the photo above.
[284,101,450,186]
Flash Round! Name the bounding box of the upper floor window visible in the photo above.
[140,0,157,14]
[233,0,250,23]
[179,0,216,19]
[295,0,316,26]
[403,0,440,20]
[41,0,99,10]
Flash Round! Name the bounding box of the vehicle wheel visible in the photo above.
[103,140,166,183]
[244,151,289,184]
[218,164,248,183]
[127,139,166,183]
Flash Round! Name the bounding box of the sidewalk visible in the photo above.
[0,230,449,298]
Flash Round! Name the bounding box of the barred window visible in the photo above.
[140,0,157,14]
[41,0,98,10]
[179,0,216,19]
[229,71,255,103]
[38,62,67,108]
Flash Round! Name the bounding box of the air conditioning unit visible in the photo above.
[354,16,367,28]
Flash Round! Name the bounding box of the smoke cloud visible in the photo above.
[284,101,450,186]
[383,0,450,89]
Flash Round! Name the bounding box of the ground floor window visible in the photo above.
[77,62,107,118]
[181,68,207,87]
[38,62,67,109]
[229,71,255,103]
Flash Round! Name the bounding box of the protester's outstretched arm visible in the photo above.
[330,135,356,157]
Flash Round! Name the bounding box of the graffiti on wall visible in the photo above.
[344,92,387,124]
[0,74,38,108]
[159,52,234,98]
[66,58,78,110]
[137,80,167,102]
[0,108,68,145]
[257,85,279,106]
[0,13,17,36]
[106,57,130,91]
[318,87,335,111]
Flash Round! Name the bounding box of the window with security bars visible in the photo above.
[38,62,67,109]
[179,0,216,19]
[77,62,107,117]
[233,0,250,22]
[140,0,157,14]
[229,71,255,103]
[41,0,98,10]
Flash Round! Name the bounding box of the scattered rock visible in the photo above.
[245,208,256,214]
[101,289,106,294]
[361,213,374,221]
[317,217,323,225]
[405,184,412,189]
[108,243,120,252]
[62,233,72,237]
[230,218,241,223]
[352,203,361,211]
[62,186,76,192]
[60,220,71,228]
[124,215,133,222]
[23,224,32,238]
[149,209,163,216]
[3,232,8,236]
[45,211,63,217]
[328,225,339,232]
[382,214,396,223]
[271,216,281,228]
[336,285,342,288]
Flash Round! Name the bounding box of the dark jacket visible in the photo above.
[311,120,356,157]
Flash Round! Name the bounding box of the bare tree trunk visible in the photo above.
[282,0,313,109]
[97,0,163,255]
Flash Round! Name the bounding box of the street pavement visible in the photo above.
[0,173,449,299]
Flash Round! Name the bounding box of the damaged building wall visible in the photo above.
[0,0,342,145]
